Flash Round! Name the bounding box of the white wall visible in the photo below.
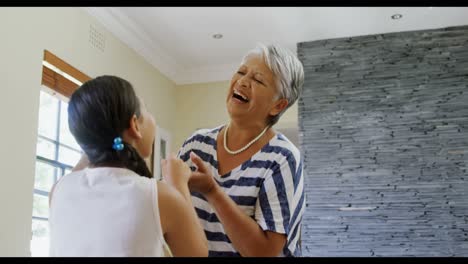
[0,7,177,256]
[174,81,298,151]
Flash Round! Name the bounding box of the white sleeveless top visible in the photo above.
[49,167,168,257]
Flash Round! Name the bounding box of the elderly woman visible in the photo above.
[178,43,305,257]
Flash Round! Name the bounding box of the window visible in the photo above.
[31,90,83,256]
[30,50,91,257]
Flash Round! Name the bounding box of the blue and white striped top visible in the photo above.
[177,125,305,257]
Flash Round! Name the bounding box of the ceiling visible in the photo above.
[83,7,468,85]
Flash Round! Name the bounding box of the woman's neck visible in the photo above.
[225,120,271,147]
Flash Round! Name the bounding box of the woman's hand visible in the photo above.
[161,153,191,196]
[188,152,218,197]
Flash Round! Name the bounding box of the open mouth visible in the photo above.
[233,90,249,103]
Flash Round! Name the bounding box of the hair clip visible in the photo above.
[112,137,124,151]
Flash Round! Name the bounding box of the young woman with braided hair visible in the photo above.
[48,75,208,257]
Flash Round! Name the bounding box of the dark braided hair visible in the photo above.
[68,75,153,178]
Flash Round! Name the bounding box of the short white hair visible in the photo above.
[242,43,304,126]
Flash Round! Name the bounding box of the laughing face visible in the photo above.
[226,54,288,126]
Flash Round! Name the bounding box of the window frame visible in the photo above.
[32,90,81,224]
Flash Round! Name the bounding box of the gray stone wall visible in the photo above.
[297,25,468,256]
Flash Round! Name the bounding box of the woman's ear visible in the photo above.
[127,114,143,140]
[269,98,289,117]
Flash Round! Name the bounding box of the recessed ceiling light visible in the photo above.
[212,33,223,39]
[391,14,403,20]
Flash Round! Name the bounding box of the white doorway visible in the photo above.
[153,125,171,180]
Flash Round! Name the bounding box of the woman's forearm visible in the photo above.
[172,183,192,203]
[205,185,285,257]
[173,183,208,249]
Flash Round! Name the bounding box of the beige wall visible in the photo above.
[174,81,230,152]
[0,7,177,256]
[0,7,299,256]
[174,81,299,151]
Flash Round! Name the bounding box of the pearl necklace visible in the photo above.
[223,123,270,155]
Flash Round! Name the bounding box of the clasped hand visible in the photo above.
[161,152,217,198]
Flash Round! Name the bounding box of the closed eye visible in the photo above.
[237,71,245,75]
[255,79,264,85]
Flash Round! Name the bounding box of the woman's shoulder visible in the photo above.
[191,125,223,138]
[181,125,223,149]
[58,167,154,188]
[265,132,302,163]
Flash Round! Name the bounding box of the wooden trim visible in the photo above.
[43,50,91,84]
[41,50,92,98]
[41,66,79,98]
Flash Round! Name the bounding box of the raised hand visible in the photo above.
[161,153,191,192]
[188,152,218,197]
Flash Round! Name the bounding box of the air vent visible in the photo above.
[89,24,106,52]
